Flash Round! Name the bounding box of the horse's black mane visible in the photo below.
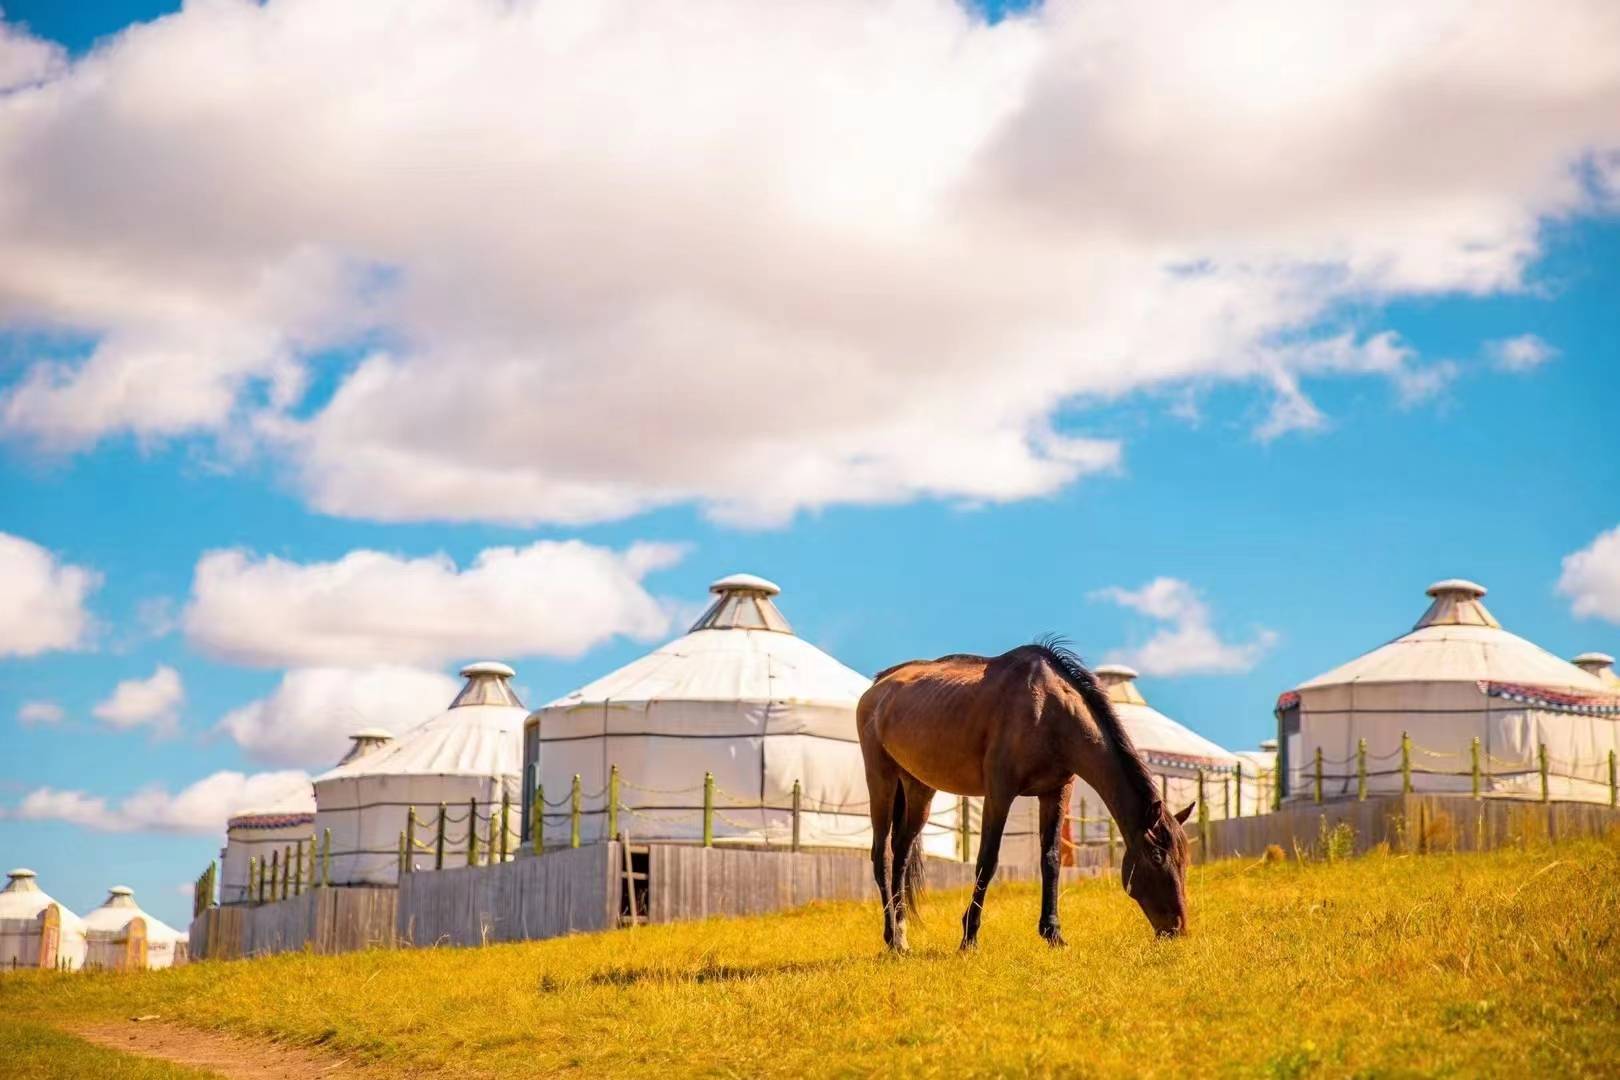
[1026,635,1160,809]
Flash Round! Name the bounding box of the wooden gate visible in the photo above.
[123,916,148,971]
[36,904,60,969]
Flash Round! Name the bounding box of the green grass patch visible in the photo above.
[5,842,1620,1077]
[0,1018,217,1079]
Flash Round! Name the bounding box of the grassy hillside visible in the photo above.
[5,840,1620,1078]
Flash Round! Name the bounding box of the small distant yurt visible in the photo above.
[1280,580,1620,802]
[314,665,526,886]
[0,869,86,972]
[81,886,186,970]
[525,574,966,853]
[1233,739,1280,812]
[1066,667,1245,844]
[1573,652,1620,689]
[219,730,393,903]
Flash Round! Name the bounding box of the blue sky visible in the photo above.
[2,1,1618,928]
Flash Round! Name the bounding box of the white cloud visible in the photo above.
[17,700,64,726]
[0,532,99,657]
[1559,525,1620,623]
[217,665,460,767]
[1,2,1618,524]
[1093,577,1278,676]
[183,539,682,668]
[0,19,62,91]
[92,664,184,736]
[11,769,310,834]
[1487,333,1559,372]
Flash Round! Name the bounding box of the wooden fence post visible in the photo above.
[321,828,332,885]
[500,793,511,863]
[1357,738,1367,801]
[702,771,714,848]
[1196,770,1209,859]
[486,804,498,863]
[1235,765,1243,818]
[1471,737,1481,799]
[405,807,416,875]
[280,846,291,900]
[959,796,971,862]
[607,765,620,843]
[294,841,304,896]
[570,775,582,849]
[468,797,479,866]
[1610,750,1617,808]
[791,779,802,853]
[1107,819,1117,867]
[249,857,258,905]
[398,831,406,876]
[1401,731,1413,794]
[1222,776,1230,820]
[1078,796,1087,846]
[533,785,544,855]
[435,803,446,869]
[1160,773,1168,802]
[1539,743,1549,803]
[1313,748,1323,804]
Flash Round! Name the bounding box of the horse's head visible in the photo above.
[1121,801,1193,937]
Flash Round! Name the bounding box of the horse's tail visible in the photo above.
[890,779,926,920]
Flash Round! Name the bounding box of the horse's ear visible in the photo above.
[1174,802,1195,824]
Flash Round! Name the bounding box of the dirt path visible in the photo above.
[74,1019,384,1079]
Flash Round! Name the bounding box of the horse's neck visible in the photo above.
[1065,728,1154,836]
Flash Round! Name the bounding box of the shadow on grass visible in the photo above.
[583,955,854,989]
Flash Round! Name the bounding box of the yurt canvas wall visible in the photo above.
[221,730,394,903]
[0,869,86,972]
[314,664,526,886]
[81,886,186,971]
[1283,581,1620,802]
[526,575,965,859]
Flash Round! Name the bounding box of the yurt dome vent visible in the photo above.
[4,868,38,891]
[104,886,135,905]
[690,573,793,633]
[450,661,523,709]
[1573,652,1619,686]
[337,727,395,765]
[1093,664,1147,706]
[1415,579,1499,630]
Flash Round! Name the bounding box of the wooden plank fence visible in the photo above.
[189,887,396,961]
[396,843,615,948]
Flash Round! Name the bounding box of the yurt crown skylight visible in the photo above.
[689,573,793,634]
[1414,578,1499,630]
[450,660,524,709]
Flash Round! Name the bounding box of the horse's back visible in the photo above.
[858,653,1011,795]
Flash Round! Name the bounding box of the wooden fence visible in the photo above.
[189,887,396,961]
[396,843,616,948]
[1204,793,1620,860]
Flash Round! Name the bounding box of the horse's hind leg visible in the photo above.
[960,789,1012,951]
[863,749,899,950]
[888,775,934,954]
[1037,782,1072,947]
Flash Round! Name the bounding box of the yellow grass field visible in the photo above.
[5,840,1620,1078]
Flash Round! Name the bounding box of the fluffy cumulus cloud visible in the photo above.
[92,664,185,735]
[1559,525,1620,623]
[1487,333,1560,372]
[1093,577,1277,676]
[17,700,64,725]
[0,532,99,656]
[11,769,310,834]
[184,539,681,667]
[1,2,1618,525]
[217,665,460,767]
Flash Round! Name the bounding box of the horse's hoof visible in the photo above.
[957,937,979,954]
[1044,933,1069,949]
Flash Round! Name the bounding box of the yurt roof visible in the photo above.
[315,662,526,782]
[80,886,184,942]
[226,781,316,830]
[540,575,869,711]
[1093,666,1238,771]
[1296,580,1613,694]
[0,869,85,928]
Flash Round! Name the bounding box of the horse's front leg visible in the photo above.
[1037,783,1072,947]
[960,790,1012,951]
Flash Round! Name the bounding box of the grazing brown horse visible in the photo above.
[858,638,1192,951]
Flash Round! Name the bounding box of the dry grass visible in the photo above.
[5,841,1620,1078]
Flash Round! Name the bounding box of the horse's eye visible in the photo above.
[1151,849,1166,867]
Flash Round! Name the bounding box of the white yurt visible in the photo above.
[314,665,526,886]
[0,869,86,972]
[1065,666,1246,845]
[1233,739,1280,813]
[220,730,394,903]
[525,574,965,856]
[1280,580,1620,802]
[1573,652,1620,689]
[81,886,186,970]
